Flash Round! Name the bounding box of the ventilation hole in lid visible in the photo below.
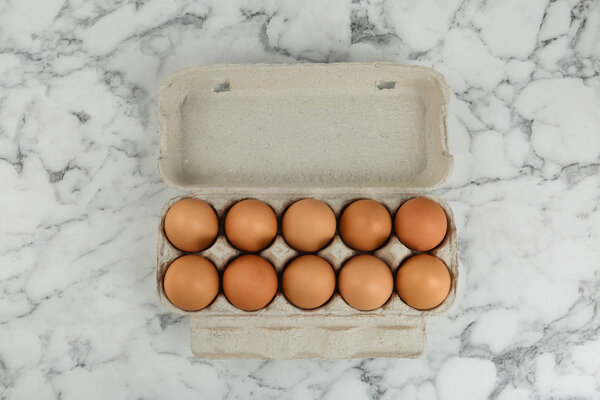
[376,81,396,90]
[213,81,230,92]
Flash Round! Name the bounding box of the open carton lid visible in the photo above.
[158,63,452,194]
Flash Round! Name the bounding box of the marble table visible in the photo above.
[1,0,599,398]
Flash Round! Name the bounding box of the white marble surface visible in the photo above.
[1,0,600,398]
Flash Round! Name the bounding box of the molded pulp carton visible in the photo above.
[156,63,457,359]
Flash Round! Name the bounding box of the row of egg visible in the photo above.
[164,197,448,253]
[164,252,451,312]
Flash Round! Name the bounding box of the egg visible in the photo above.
[225,199,278,252]
[338,255,393,311]
[223,255,278,311]
[394,197,447,251]
[164,198,219,252]
[396,254,451,310]
[339,199,392,251]
[163,255,219,311]
[283,255,335,309]
[282,199,336,252]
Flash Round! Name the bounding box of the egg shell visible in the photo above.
[338,255,394,311]
[394,197,447,251]
[339,199,392,251]
[396,254,451,310]
[283,255,336,309]
[164,198,219,252]
[163,255,219,311]
[282,199,336,252]
[225,199,278,252]
[223,255,278,311]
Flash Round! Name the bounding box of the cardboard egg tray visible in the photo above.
[157,63,456,358]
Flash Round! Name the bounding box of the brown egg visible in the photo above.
[338,255,393,311]
[283,255,335,309]
[394,197,447,251]
[225,199,277,252]
[163,255,219,311]
[164,198,218,252]
[396,254,451,310]
[339,199,392,251]
[282,199,336,252]
[223,255,278,311]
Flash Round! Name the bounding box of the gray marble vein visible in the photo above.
[1,0,600,398]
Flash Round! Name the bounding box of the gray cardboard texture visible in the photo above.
[158,63,452,194]
[156,63,457,359]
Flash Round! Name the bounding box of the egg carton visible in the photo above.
[157,63,456,358]
[157,194,457,358]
